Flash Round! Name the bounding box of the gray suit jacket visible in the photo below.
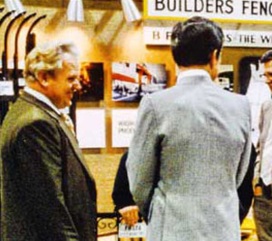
[127,74,252,241]
[0,92,97,241]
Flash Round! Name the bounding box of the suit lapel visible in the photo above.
[262,104,272,144]
[57,116,92,175]
[20,92,92,177]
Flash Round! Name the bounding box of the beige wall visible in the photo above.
[0,3,175,155]
[0,2,270,213]
[0,4,270,155]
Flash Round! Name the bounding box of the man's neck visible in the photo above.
[178,64,210,73]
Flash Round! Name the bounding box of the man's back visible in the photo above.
[127,74,251,241]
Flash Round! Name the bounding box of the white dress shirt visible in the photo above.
[24,87,75,134]
[177,69,210,84]
[24,86,60,115]
[261,118,272,185]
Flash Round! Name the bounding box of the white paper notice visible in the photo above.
[112,109,138,148]
[0,81,14,96]
[118,222,147,238]
[76,108,106,148]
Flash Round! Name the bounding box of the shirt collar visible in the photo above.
[24,86,61,115]
[178,69,209,78]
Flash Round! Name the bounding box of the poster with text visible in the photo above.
[112,62,167,102]
[112,109,138,147]
[77,62,104,102]
[76,108,106,148]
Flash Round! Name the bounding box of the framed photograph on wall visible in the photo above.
[112,62,167,102]
[77,62,104,102]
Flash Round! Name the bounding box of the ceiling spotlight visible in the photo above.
[4,0,25,15]
[67,0,84,22]
[120,0,142,23]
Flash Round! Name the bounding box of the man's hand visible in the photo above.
[253,177,262,196]
[119,205,139,226]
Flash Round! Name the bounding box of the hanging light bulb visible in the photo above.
[67,0,84,22]
[4,0,25,15]
[120,0,142,23]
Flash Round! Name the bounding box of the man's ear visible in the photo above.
[36,71,48,87]
[209,49,220,80]
[210,50,219,69]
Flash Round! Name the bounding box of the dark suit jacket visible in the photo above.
[0,92,97,241]
[238,144,256,223]
[112,151,136,211]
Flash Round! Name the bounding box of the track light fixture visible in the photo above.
[120,0,142,23]
[4,0,25,16]
[67,0,84,22]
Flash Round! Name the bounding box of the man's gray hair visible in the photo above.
[24,40,79,82]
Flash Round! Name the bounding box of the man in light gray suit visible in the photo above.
[127,16,252,241]
[253,50,272,241]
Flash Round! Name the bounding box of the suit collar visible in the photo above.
[57,115,92,177]
[20,91,59,118]
[178,69,210,78]
[176,73,213,86]
[176,69,211,85]
[24,86,60,115]
[19,91,92,177]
